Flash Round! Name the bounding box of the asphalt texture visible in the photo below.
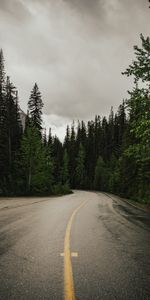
[0,191,150,300]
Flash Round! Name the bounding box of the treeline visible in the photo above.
[63,35,150,203]
[0,35,150,203]
[0,50,70,196]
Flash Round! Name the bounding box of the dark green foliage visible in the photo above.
[20,126,52,194]
[61,35,149,204]
[62,149,69,185]
[0,52,22,195]
[75,143,85,189]
[52,182,71,196]
[94,156,107,191]
[63,108,127,193]
[122,34,150,83]
[52,136,63,184]
[0,49,5,93]
[121,34,150,203]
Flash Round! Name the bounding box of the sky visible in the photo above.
[0,0,149,140]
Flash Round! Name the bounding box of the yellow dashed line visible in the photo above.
[64,199,88,300]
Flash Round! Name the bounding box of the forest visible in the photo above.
[0,35,149,204]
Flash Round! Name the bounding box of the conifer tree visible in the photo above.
[0,50,6,134]
[52,136,63,184]
[69,122,76,187]
[75,143,85,188]
[5,78,22,170]
[28,83,43,131]
[0,50,7,193]
[62,149,69,185]
[48,128,52,146]
[64,125,70,153]
[94,156,108,191]
[21,126,48,194]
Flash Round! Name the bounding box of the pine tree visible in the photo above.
[94,115,102,161]
[0,49,7,193]
[44,130,54,193]
[64,125,70,153]
[101,117,108,160]
[94,156,108,191]
[86,121,95,188]
[20,126,49,194]
[48,128,52,147]
[28,83,44,131]
[69,122,76,187]
[0,49,5,94]
[0,50,6,138]
[0,53,22,194]
[107,106,115,159]
[62,149,69,185]
[52,136,63,184]
[75,143,85,189]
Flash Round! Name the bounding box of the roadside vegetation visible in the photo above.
[0,35,149,203]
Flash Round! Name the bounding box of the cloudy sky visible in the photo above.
[0,0,149,139]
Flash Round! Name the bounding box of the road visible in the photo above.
[0,191,150,300]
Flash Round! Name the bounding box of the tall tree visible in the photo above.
[0,53,22,194]
[0,49,5,94]
[62,149,69,185]
[75,143,85,189]
[69,122,76,187]
[20,126,49,194]
[94,156,108,191]
[5,77,22,173]
[52,136,63,184]
[28,83,43,131]
[0,49,7,193]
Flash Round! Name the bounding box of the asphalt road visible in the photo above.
[0,191,150,300]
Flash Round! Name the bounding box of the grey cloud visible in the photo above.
[0,0,149,139]
[63,0,147,15]
[0,0,31,22]
[63,0,104,16]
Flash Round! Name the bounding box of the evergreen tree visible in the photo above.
[62,149,69,185]
[28,83,43,131]
[107,107,115,159]
[5,77,22,175]
[48,128,52,146]
[0,49,5,93]
[94,156,108,191]
[0,49,7,193]
[101,117,108,160]
[0,53,22,194]
[64,125,70,151]
[44,132,54,194]
[94,115,102,160]
[69,122,76,187]
[20,126,49,194]
[86,121,95,188]
[52,136,63,184]
[75,143,85,189]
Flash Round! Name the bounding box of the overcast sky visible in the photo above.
[0,0,149,139]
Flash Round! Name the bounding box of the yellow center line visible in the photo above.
[64,199,88,300]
